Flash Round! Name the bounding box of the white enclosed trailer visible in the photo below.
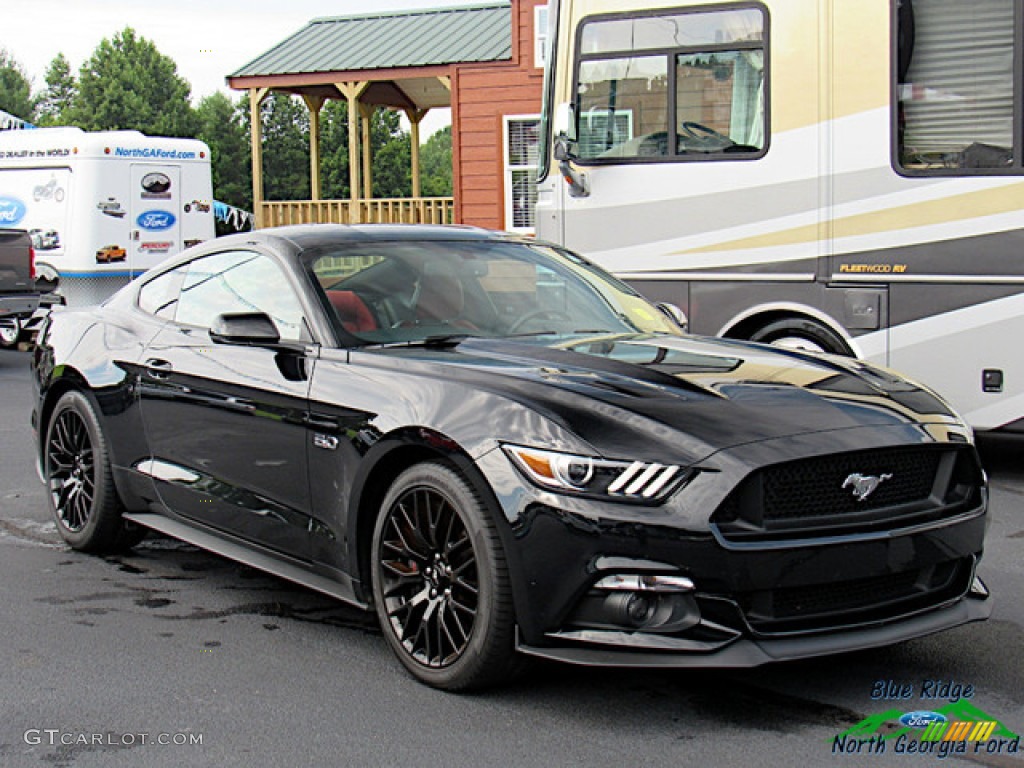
[0,127,214,306]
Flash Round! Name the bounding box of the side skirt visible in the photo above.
[124,512,368,611]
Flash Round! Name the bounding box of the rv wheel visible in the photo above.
[750,318,850,356]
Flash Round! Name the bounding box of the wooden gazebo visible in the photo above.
[227,3,513,228]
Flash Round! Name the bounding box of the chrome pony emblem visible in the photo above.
[842,472,893,501]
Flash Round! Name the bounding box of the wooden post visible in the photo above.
[404,108,429,199]
[302,94,325,204]
[360,104,373,200]
[334,82,369,222]
[248,87,270,228]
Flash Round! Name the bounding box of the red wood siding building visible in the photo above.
[228,1,545,231]
[452,0,545,230]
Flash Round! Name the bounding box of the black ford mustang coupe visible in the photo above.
[31,225,990,689]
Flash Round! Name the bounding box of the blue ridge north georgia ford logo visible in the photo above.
[136,210,176,231]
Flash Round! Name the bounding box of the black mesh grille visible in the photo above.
[738,559,970,634]
[771,570,921,618]
[712,446,981,541]
[761,448,940,520]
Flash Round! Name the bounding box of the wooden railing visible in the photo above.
[259,197,454,228]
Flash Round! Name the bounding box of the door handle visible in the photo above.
[144,358,173,379]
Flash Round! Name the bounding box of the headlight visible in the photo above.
[502,445,691,502]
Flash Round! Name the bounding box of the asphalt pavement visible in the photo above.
[1,347,1022,768]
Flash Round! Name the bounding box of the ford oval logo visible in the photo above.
[899,711,947,729]
[136,210,176,231]
[141,172,171,194]
[0,196,27,226]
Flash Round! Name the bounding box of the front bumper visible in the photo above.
[517,583,991,667]
[475,426,990,667]
[0,293,40,319]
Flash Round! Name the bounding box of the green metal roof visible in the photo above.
[230,3,512,78]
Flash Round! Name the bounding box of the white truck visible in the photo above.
[0,127,214,307]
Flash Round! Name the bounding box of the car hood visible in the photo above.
[364,333,966,462]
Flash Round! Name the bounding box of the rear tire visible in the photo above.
[45,391,144,553]
[371,461,518,690]
[749,318,850,355]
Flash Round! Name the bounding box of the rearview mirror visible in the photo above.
[209,312,280,346]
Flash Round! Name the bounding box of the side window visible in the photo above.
[175,250,308,341]
[896,0,1018,173]
[138,266,187,320]
[575,6,766,162]
[309,248,396,336]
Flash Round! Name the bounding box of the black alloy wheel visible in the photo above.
[48,404,96,533]
[45,391,143,553]
[371,461,518,690]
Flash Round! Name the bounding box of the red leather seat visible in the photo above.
[327,290,376,332]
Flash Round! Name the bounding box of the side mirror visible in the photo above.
[656,302,689,332]
[553,132,574,162]
[209,312,281,346]
[554,132,589,198]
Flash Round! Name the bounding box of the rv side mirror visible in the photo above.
[554,132,575,162]
[554,132,589,198]
[656,302,689,331]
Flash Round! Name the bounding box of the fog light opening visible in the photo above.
[590,573,702,632]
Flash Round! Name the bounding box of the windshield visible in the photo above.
[305,238,682,345]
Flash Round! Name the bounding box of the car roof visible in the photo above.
[138,224,555,285]
[217,223,535,252]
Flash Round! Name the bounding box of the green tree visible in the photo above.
[260,93,310,201]
[69,27,195,136]
[419,125,453,196]
[0,49,34,122]
[35,54,76,127]
[196,92,251,211]
[319,100,351,199]
[371,109,411,198]
[319,104,414,199]
[373,136,412,198]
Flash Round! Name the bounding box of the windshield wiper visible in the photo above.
[364,333,478,350]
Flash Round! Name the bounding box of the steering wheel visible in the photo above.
[508,310,573,335]
[680,121,735,150]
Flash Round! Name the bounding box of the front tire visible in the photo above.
[371,461,518,690]
[45,391,144,553]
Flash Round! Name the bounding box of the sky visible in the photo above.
[4,0,488,135]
